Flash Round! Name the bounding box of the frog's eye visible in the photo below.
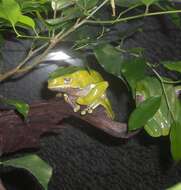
[64,78,71,84]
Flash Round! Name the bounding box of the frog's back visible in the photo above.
[72,69,104,87]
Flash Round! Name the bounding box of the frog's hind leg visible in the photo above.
[63,94,80,112]
[81,97,115,120]
[100,97,115,119]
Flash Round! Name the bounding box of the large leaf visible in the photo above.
[120,58,146,90]
[135,77,181,138]
[162,61,181,73]
[94,44,146,90]
[0,0,35,32]
[1,0,21,25]
[129,96,161,130]
[1,98,29,119]
[94,44,124,78]
[2,154,52,190]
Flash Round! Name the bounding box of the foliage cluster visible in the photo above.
[0,0,181,189]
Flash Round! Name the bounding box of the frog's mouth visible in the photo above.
[49,86,81,95]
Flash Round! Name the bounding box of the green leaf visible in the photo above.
[3,98,29,119]
[76,0,99,10]
[135,77,181,137]
[141,0,158,6]
[48,5,83,26]
[167,183,181,190]
[49,66,86,79]
[94,44,126,79]
[94,44,146,90]
[2,154,52,190]
[1,0,21,26]
[120,58,146,90]
[17,0,50,13]
[18,15,35,29]
[0,0,35,32]
[51,0,74,11]
[129,96,161,130]
[170,122,181,161]
[162,61,181,73]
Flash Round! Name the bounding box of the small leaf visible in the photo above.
[76,0,99,10]
[162,61,181,73]
[170,122,181,161]
[3,98,29,119]
[49,66,86,79]
[129,96,161,130]
[51,0,74,11]
[141,0,158,6]
[0,0,36,32]
[2,154,52,190]
[167,183,181,190]
[18,15,35,30]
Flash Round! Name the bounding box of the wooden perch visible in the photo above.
[0,99,139,155]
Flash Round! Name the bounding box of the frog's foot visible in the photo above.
[73,105,81,112]
[81,107,93,115]
[63,94,80,112]
[56,93,62,98]
[81,101,100,115]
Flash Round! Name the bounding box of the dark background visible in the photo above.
[0,15,181,190]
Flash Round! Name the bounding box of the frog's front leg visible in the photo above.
[76,81,108,115]
[63,93,80,112]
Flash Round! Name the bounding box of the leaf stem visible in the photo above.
[117,4,140,19]
[86,9,181,24]
[17,35,51,40]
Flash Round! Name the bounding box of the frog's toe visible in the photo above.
[81,110,87,115]
[56,93,62,98]
[73,105,80,112]
[63,94,69,102]
[88,108,93,113]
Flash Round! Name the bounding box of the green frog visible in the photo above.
[48,68,115,119]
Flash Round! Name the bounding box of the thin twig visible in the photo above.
[0,43,49,82]
[86,9,181,24]
[0,0,109,81]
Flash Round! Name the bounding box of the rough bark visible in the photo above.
[0,99,138,155]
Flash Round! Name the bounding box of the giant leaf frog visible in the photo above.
[48,67,115,119]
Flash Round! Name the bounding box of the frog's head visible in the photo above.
[48,73,80,91]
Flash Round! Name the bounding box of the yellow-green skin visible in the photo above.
[48,69,115,119]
